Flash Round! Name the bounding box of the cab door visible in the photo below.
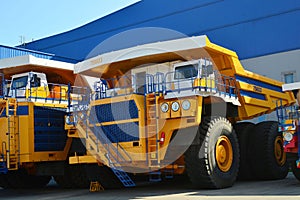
[9,75,29,98]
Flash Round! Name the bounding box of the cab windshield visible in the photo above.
[174,64,198,79]
[11,76,28,89]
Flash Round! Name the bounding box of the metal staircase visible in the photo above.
[145,93,161,182]
[73,99,135,187]
[5,98,19,171]
[105,153,135,187]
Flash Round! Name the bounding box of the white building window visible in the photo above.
[282,71,296,83]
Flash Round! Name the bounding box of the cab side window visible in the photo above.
[30,74,41,87]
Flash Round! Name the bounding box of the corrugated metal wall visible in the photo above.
[0,45,53,60]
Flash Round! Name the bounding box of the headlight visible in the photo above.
[171,102,180,112]
[283,132,293,142]
[182,100,191,110]
[160,102,169,113]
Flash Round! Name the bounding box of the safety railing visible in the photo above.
[276,99,300,134]
[163,68,238,98]
[164,71,195,94]
[91,68,238,100]
[276,99,300,123]
[154,72,164,93]
[6,83,70,104]
[69,87,133,165]
[214,73,238,98]
[146,74,154,93]
[66,86,90,120]
[92,72,166,100]
[93,75,137,100]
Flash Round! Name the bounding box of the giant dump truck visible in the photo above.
[68,35,295,189]
[277,82,300,181]
[0,52,90,188]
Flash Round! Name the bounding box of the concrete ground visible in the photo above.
[0,173,299,200]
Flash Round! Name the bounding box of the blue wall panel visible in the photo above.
[0,45,53,60]
[22,0,300,62]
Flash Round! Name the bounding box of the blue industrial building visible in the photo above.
[10,0,296,123]
[18,0,300,64]
[0,0,299,87]
[0,1,299,122]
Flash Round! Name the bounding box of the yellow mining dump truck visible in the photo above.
[0,54,90,188]
[68,35,295,189]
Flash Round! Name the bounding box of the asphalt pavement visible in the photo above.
[0,172,299,200]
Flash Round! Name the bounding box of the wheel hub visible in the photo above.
[274,136,286,166]
[216,136,233,172]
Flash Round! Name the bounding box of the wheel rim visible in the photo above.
[215,136,233,172]
[274,136,286,166]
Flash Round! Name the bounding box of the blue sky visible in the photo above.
[0,0,140,46]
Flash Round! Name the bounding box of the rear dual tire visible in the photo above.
[235,121,288,180]
[291,159,300,181]
[249,121,288,180]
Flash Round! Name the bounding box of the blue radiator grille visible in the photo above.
[90,100,140,143]
[93,100,138,123]
[92,122,139,143]
[34,107,67,151]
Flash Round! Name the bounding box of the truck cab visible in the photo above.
[165,59,215,96]
[8,71,69,102]
[9,72,49,99]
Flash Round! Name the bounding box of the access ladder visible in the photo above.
[5,98,19,171]
[146,93,162,181]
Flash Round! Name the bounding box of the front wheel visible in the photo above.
[185,116,239,189]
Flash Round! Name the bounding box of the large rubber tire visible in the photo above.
[54,164,89,188]
[185,116,239,189]
[249,121,288,180]
[0,174,12,189]
[85,164,123,189]
[6,169,51,189]
[291,160,300,181]
[234,122,255,180]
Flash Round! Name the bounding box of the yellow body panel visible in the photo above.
[26,86,49,99]
[0,99,71,171]
[70,93,202,171]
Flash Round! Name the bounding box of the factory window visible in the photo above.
[282,71,296,83]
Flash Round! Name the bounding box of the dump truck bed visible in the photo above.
[0,55,75,84]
